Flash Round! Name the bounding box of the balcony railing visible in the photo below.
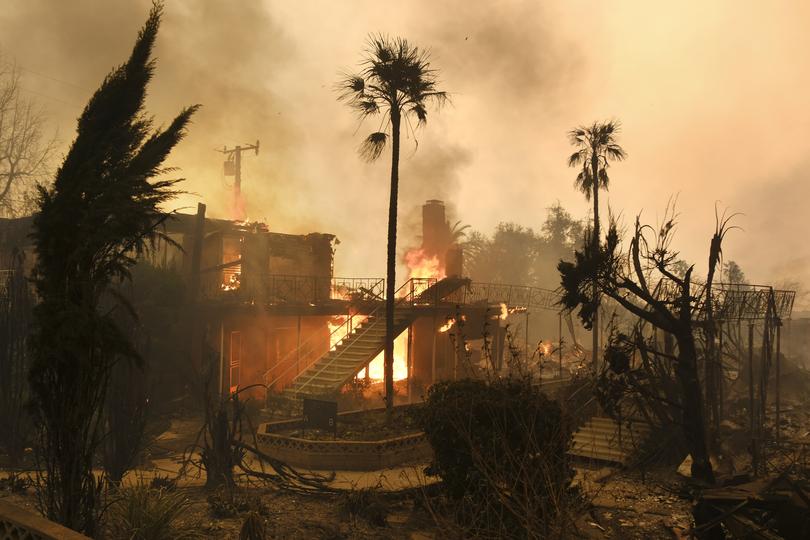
[204,273,385,305]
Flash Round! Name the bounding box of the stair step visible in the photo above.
[567,417,652,465]
[579,425,649,437]
[572,437,638,453]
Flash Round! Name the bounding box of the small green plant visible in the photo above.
[148,474,177,491]
[0,473,30,493]
[338,485,388,527]
[239,511,267,540]
[105,483,202,540]
[206,486,268,519]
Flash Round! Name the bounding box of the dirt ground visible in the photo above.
[0,409,704,539]
[1,468,696,539]
[573,467,694,539]
[2,457,698,540]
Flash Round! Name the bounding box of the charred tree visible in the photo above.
[558,207,732,484]
[27,3,198,534]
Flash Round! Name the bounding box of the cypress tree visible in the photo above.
[28,3,199,534]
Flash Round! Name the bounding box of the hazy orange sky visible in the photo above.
[2,1,809,308]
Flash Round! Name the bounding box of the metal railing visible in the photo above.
[263,277,437,390]
[291,277,439,394]
[651,279,795,321]
[264,310,368,390]
[443,281,561,311]
[205,273,385,304]
[259,274,384,304]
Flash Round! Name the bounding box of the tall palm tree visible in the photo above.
[339,35,447,412]
[567,121,626,370]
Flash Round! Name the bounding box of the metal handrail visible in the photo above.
[444,281,561,311]
[264,311,365,390]
[261,274,385,304]
[205,273,385,303]
[291,277,440,395]
[649,279,795,321]
[263,278,440,391]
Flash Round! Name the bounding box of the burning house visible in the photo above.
[0,197,572,407]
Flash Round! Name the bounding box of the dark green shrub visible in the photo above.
[418,377,574,537]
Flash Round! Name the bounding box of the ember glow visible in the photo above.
[439,318,456,333]
[537,341,553,356]
[221,271,240,292]
[439,315,465,333]
[498,302,526,319]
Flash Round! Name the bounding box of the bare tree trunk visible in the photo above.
[384,110,401,415]
[675,330,715,484]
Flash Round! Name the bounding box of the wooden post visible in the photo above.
[748,323,757,474]
[407,325,414,403]
[218,320,224,396]
[431,310,437,385]
[189,203,206,376]
[776,322,782,443]
[718,323,724,424]
[296,315,301,375]
[524,310,529,364]
[559,312,563,379]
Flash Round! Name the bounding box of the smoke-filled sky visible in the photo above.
[2,1,809,308]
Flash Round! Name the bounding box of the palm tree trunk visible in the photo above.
[591,154,600,372]
[384,110,401,415]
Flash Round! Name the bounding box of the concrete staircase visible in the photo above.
[282,310,414,400]
[281,277,469,402]
[569,416,651,465]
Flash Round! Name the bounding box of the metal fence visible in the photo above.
[260,274,385,304]
[443,281,561,311]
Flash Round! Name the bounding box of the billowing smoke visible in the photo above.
[2,0,809,307]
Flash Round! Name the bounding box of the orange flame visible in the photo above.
[439,318,456,333]
[404,248,445,280]
[439,315,465,333]
[361,330,409,381]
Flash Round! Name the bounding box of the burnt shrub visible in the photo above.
[418,377,574,538]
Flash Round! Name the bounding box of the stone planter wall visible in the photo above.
[257,405,433,471]
[0,500,90,540]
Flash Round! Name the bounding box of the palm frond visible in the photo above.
[568,150,585,167]
[359,131,388,162]
[605,144,626,161]
[574,170,593,200]
[411,103,427,125]
[335,74,365,102]
[598,168,610,189]
[358,99,380,115]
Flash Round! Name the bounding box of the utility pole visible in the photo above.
[219,140,259,220]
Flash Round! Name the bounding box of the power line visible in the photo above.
[17,86,79,107]
[17,65,90,92]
